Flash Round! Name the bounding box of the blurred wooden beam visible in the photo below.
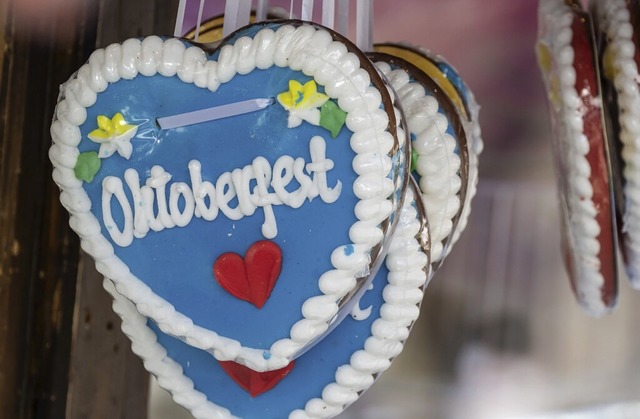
[0,0,178,418]
[0,0,93,416]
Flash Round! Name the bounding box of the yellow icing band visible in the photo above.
[183,11,289,44]
[536,43,562,109]
[183,15,226,43]
[374,44,468,121]
[602,45,617,80]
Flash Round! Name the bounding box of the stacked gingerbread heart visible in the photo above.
[537,0,640,316]
[48,7,482,419]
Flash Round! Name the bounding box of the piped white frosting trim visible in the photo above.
[374,61,460,266]
[596,0,640,287]
[50,25,400,371]
[104,182,428,419]
[537,0,608,315]
[447,72,483,254]
[404,46,483,260]
[104,279,238,419]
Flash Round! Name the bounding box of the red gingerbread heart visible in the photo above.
[219,360,295,397]
[213,241,282,308]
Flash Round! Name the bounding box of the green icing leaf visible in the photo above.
[319,100,347,138]
[74,151,101,183]
[410,147,419,173]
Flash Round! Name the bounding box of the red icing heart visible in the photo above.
[213,240,282,308]
[219,360,295,397]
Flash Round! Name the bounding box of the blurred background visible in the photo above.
[149,1,640,418]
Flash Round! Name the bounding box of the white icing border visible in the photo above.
[402,45,483,261]
[104,181,428,419]
[446,66,483,255]
[375,61,460,266]
[537,0,608,315]
[596,0,640,287]
[50,25,401,371]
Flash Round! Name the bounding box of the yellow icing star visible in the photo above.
[88,113,138,159]
[277,80,329,128]
[536,43,561,109]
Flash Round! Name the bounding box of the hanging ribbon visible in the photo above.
[336,0,349,36]
[194,0,206,41]
[256,0,268,21]
[223,0,252,37]
[174,0,188,36]
[322,0,335,29]
[237,0,252,29]
[301,0,314,21]
[356,0,373,52]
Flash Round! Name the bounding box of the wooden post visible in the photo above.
[0,0,178,418]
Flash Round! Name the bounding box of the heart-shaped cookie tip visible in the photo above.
[219,360,295,397]
[213,240,282,308]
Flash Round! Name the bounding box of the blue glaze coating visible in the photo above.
[437,61,470,107]
[344,244,354,256]
[79,60,359,349]
[151,261,389,418]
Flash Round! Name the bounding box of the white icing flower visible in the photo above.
[88,112,138,159]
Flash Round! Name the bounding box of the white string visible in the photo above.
[337,0,349,36]
[289,0,295,19]
[237,0,252,28]
[256,0,268,21]
[322,0,335,29]
[301,0,314,21]
[173,0,188,36]
[223,0,241,36]
[356,0,372,51]
[157,98,273,130]
[195,0,206,41]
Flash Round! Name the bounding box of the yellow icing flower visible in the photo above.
[277,80,329,128]
[88,112,138,159]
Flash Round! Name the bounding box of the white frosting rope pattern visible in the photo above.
[537,0,607,315]
[447,75,483,255]
[375,61,460,266]
[104,182,428,419]
[596,0,640,287]
[104,279,237,419]
[50,25,402,371]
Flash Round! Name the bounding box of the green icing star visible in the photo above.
[319,100,347,138]
[74,151,101,183]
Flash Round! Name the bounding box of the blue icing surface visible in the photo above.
[150,261,389,418]
[437,62,470,106]
[79,61,359,349]
[343,244,354,256]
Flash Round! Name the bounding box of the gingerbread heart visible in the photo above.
[49,21,408,371]
[537,0,619,315]
[369,47,473,271]
[595,0,640,288]
[105,179,429,418]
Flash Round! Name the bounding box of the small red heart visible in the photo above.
[219,360,295,397]
[213,240,282,308]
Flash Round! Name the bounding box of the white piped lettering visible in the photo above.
[101,136,342,245]
[188,160,218,220]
